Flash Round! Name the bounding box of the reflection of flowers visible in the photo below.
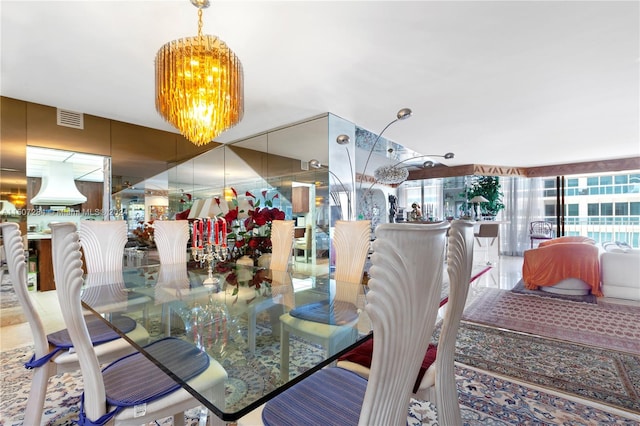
[133,220,155,247]
[222,189,285,262]
[213,188,284,299]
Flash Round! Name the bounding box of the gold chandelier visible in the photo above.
[155,0,244,146]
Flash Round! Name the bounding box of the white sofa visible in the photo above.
[600,243,640,301]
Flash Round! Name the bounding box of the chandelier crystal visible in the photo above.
[155,1,244,146]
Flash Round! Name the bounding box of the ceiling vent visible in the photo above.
[300,160,309,171]
[57,108,84,129]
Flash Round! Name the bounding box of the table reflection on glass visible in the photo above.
[81,262,371,422]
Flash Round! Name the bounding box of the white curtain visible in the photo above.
[501,176,545,256]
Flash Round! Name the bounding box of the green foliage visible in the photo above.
[466,176,505,216]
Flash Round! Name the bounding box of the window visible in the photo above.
[566,204,579,216]
[587,177,599,186]
[631,202,640,215]
[544,204,555,217]
[601,203,613,216]
[587,203,599,216]
[615,203,628,216]
[566,178,578,187]
[600,176,612,185]
[615,175,628,184]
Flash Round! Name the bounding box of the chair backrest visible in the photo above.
[78,220,127,273]
[333,220,371,284]
[529,221,553,236]
[477,223,499,238]
[269,219,295,271]
[50,222,108,422]
[361,221,450,425]
[0,223,49,363]
[154,220,189,264]
[430,220,475,425]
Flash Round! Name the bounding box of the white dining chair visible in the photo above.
[78,220,128,273]
[279,220,371,381]
[246,219,295,353]
[0,222,150,426]
[262,221,451,426]
[49,222,228,426]
[336,220,475,425]
[154,220,190,264]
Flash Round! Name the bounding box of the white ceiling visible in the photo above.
[26,146,105,182]
[1,1,638,169]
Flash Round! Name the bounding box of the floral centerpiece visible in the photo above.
[133,219,155,247]
[222,188,285,262]
[213,188,285,298]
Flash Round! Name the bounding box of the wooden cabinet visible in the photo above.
[292,186,309,213]
[75,181,103,212]
[30,238,55,291]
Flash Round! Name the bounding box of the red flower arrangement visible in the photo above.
[133,219,155,247]
[212,188,284,298]
[219,188,285,262]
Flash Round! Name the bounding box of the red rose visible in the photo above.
[225,208,238,222]
[248,238,260,249]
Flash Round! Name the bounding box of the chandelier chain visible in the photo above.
[197,9,203,37]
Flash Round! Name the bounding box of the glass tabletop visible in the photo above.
[80,261,371,422]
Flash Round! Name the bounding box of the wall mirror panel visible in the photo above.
[155,115,333,273]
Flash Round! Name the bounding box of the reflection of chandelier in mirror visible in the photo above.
[356,108,455,186]
[155,0,244,146]
[358,108,413,190]
[373,152,455,185]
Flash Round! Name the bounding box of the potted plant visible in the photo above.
[465,176,505,219]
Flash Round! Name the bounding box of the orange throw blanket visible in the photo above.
[523,239,602,296]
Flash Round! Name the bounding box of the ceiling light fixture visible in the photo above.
[358,108,412,190]
[372,152,456,185]
[155,0,244,146]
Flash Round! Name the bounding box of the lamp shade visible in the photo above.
[470,195,489,203]
[187,199,205,219]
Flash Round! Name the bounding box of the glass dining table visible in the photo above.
[80,260,372,422]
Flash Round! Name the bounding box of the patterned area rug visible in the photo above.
[0,271,26,326]
[462,288,640,355]
[510,278,597,304]
[434,322,640,413]
[2,344,635,426]
[0,270,20,310]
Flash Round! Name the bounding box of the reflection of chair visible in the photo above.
[0,223,149,425]
[50,222,227,426]
[279,220,371,382]
[267,220,295,270]
[80,219,150,326]
[154,220,189,264]
[263,222,450,426]
[247,219,295,354]
[335,220,475,425]
[529,221,553,248]
[294,224,312,262]
[79,220,127,273]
